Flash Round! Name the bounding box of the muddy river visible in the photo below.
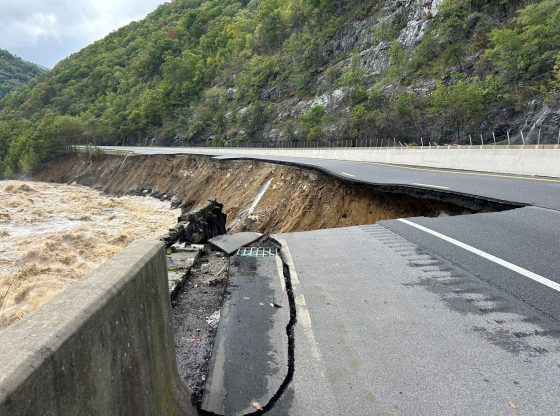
[0,180,179,328]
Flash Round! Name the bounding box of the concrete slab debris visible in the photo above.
[208,232,263,255]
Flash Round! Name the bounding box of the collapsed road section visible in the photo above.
[32,151,559,415]
[169,232,296,416]
[36,153,485,236]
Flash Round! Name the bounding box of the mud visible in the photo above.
[0,180,179,328]
[172,249,228,406]
[36,154,471,235]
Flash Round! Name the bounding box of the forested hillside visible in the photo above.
[0,49,44,100]
[1,0,559,178]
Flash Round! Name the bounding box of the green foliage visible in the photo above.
[487,0,560,80]
[0,49,45,100]
[338,53,365,87]
[387,40,407,79]
[427,77,485,140]
[300,105,329,140]
[350,104,383,140]
[547,55,560,105]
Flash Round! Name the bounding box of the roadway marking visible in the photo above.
[369,162,560,183]
[341,172,356,178]
[277,237,322,361]
[295,294,323,361]
[411,183,450,190]
[397,219,560,293]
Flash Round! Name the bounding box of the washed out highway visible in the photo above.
[105,146,560,415]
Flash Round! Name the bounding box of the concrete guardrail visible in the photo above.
[151,147,560,178]
[0,240,195,416]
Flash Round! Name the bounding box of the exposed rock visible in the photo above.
[323,17,378,60]
[277,88,347,121]
[517,103,560,144]
[359,42,391,75]
[398,0,441,47]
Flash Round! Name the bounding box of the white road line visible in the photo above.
[276,237,322,361]
[295,293,323,361]
[341,172,356,177]
[411,183,450,190]
[397,219,560,293]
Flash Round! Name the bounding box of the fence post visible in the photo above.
[469,135,472,146]
[480,133,484,146]
[507,130,511,145]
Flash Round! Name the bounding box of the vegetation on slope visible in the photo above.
[0,49,44,100]
[0,0,559,178]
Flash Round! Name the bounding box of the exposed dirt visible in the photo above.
[172,248,228,406]
[36,153,471,234]
[0,180,179,328]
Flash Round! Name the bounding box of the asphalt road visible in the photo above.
[99,146,560,210]
[381,206,560,321]
[274,226,560,415]
[100,146,560,414]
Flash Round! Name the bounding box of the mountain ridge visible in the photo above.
[0,0,559,177]
[0,49,45,101]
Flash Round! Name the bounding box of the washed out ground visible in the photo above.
[30,153,484,411]
[172,248,229,406]
[36,153,471,234]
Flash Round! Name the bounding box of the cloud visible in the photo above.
[0,0,166,67]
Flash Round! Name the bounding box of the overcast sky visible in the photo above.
[0,0,166,68]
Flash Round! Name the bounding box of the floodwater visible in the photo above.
[0,180,179,328]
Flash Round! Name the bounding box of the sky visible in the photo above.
[0,0,167,68]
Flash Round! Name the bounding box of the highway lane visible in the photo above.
[99,146,560,210]
[381,206,560,321]
[273,226,560,415]
[102,146,560,309]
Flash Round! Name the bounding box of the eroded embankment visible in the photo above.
[36,154,471,234]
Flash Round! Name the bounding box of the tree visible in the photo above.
[300,105,329,141]
[487,0,560,80]
[349,104,384,141]
[427,78,485,141]
[338,53,365,87]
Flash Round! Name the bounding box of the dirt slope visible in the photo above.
[35,154,467,234]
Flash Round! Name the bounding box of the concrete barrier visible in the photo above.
[0,241,195,416]
[102,146,560,178]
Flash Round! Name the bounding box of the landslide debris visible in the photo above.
[172,248,228,406]
[36,153,469,234]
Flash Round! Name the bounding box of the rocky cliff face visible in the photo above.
[225,0,558,146]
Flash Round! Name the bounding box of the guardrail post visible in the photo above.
[521,130,525,145]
